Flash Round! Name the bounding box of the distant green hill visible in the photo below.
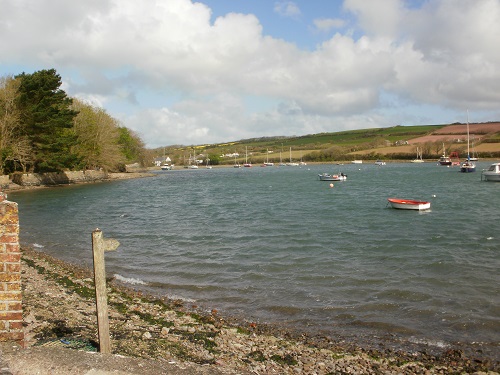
[152,123,500,166]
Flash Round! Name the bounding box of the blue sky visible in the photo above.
[1,0,499,148]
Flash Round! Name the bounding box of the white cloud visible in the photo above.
[313,18,346,33]
[1,0,499,147]
[274,1,301,19]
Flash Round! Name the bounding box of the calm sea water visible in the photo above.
[10,162,500,353]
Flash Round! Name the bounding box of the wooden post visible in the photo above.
[92,228,119,354]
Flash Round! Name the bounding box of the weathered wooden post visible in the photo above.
[92,228,119,354]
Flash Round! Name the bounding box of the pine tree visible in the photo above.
[16,69,79,172]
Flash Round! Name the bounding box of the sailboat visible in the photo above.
[262,149,274,166]
[243,146,252,167]
[299,151,307,166]
[411,147,424,163]
[279,150,286,166]
[460,111,476,173]
[469,138,479,161]
[233,153,241,168]
[188,153,199,169]
[286,147,299,166]
[205,154,212,169]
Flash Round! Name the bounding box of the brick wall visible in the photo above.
[0,192,24,345]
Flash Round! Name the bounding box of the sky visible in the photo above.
[1,0,500,148]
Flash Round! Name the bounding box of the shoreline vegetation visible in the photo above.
[19,247,498,374]
[6,171,499,373]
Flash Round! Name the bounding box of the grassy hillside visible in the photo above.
[152,123,500,166]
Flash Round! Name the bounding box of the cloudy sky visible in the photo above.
[1,0,499,148]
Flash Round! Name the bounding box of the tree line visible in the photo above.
[0,69,146,175]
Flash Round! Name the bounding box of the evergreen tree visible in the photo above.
[15,69,79,172]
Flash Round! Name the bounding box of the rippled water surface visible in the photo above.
[11,162,500,350]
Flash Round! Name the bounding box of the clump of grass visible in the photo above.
[270,354,298,366]
[247,350,266,362]
[23,256,95,298]
[57,276,95,298]
[131,310,174,328]
[236,326,251,335]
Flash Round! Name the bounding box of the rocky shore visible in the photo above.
[4,247,497,374]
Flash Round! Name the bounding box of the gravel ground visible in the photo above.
[1,248,497,375]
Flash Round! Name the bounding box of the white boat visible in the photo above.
[470,138,479,161]
[286,147,299,166]
[205,156,212,169]
[460,111,476,173]
[160,153,172,170]
[351,160,362,164]
[299,151,307,166]
[318,173,347,181]
[411,147,424,163]
[438,143,452,166]
[481,163,500,182]
[374,160,386,166]
[233,153,241,168]
[261,149,274,166]
[243,146,252,167]
[387,198,431,211]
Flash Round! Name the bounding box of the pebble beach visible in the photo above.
[11,247,498,374]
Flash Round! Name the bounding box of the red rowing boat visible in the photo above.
[387,198,431,210]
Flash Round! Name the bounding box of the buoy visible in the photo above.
[329,183,334,188]
[432,194,436,197]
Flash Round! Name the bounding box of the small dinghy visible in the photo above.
[387,198,431,211]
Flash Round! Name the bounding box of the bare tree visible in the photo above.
[0,75,33,173]
[71,99,125,171]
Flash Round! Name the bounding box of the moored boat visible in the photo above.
[481,162,500,182]
[460,112,476,173]
[411,147,424,163]
[318,173,347,181]
[438,143,451,166]
[387,198,431,211]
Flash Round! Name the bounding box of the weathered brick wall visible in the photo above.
[0,192,24,345]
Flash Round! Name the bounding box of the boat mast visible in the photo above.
[466,110,470,160]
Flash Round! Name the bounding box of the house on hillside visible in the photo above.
[153,156,171,166]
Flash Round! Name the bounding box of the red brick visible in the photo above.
[6,283,21,291]
[5,243,20,253]
[0,274,20,283]
[6,263,20,273]
[0,312,22,321]
[0,291,21,300]
[0,234,16,243]
[0,254,20,262]
[0,332,24,342]
[8,302,22,311]
[9,321,23,330]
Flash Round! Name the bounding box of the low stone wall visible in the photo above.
[0,175,9,189]
[11,170,108,187]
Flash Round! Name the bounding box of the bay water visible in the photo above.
[10,162,500,353]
